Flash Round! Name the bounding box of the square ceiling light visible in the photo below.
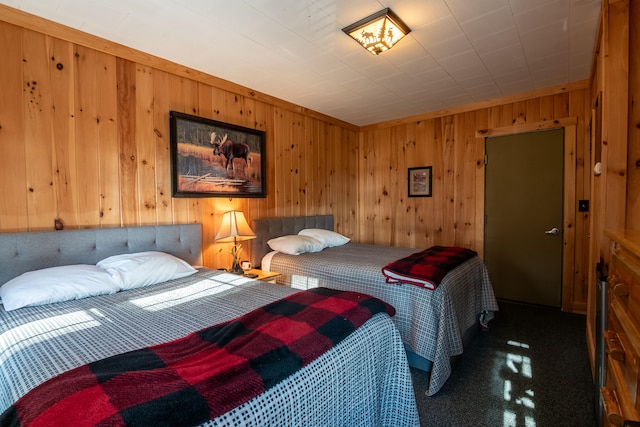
[342,8,411,55]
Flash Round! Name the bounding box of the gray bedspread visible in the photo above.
[265,242,500,396]
[0,268,419,426]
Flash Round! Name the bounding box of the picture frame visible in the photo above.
[170,111,266,198]
[408,166,432,197]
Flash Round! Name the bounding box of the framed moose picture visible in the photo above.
[169,111,266,198]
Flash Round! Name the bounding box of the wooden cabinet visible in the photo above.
[601,230,640,426]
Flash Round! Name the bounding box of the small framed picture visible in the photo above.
[408,166,432,197]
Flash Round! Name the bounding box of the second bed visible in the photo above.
[250,215,499,396]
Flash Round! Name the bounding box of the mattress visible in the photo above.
[263,242,499,396]
[0,268,419,426]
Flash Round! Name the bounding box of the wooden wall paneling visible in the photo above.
[271,108,285,217]
[424,119,440,249]
[458,111,478,251]
[23,29,56,230]
[487,105,502,129]
[276,109,293,217]
[451,116,465,247]
[0,22,28,232]
[301,115,315,215]
[116,58,139,226]
[562,124,578,311]
[324,122,336,219]
[602,0,629,235]
[74,45,101,228]
[474,108,489,257]
[440,115,456,246]
[359,130,373,242]
[526,98,541,123]
[95,50,120,227]
[307,118,321,220]
[327,125,340,224]
[499,103,514,127]
[195,83,216,268]
[152,69,174,225]
[587,104,600,371]
[628,0,640,229]
[429,117,447,245]
[374,127,393,245]
[512,100,527,124]
[290,112,303,215]
[181,78,202,226]
[333,124,352,228]
[413,120,432,248]
[390,125,406,247]
[402,123,418,248]
[540,95,555,121]
[251,99,272,220]
[358,131,374,242]
[167,74,197,225]
[570,89,591,309]
[49,38,78,230]
[554,92,571,119]
[348,128,360,235]
[135,64,157,225]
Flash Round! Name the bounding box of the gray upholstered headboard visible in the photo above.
[0,224,202,285]
[249,215,333,268]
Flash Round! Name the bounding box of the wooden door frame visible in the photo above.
[476,117,577,311]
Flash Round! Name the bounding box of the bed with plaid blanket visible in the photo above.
[382,246,478,289]
[262,242,499,396]
[0,270,419,426]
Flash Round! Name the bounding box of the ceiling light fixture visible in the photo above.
[342,8,411,55]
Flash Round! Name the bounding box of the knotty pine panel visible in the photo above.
[74,45,101,228]
[95,50,120,228]
[0,17,357,272]
[23,29,57,231]
[0,22,27,231]
[0,11,596,312]
[628,0,640,229]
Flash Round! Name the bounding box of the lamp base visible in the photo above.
[229,262,244,275]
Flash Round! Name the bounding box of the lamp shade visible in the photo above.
[214,210,256,242]
[342,8,411,55]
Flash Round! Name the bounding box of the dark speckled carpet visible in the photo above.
[411,300,597,427]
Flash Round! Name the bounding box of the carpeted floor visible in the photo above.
[411,300,597,427]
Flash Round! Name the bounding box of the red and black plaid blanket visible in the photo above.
[0,288,394,427]
[382,245,477,290]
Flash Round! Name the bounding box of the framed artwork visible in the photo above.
[408,166,432,197]
[170,111,266,198]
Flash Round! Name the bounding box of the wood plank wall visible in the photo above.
[0,15,359,270]
[358,84,592,313]
[0,5,600,313]
[585,0,637,375]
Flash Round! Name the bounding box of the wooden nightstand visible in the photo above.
[243,269,281,284]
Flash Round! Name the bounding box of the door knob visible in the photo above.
[545,227,560,235]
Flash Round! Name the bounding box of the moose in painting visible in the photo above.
[210,132,251,171]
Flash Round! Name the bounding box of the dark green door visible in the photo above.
[484,129,564,307]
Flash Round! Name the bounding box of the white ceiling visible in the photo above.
[2,0,601,126]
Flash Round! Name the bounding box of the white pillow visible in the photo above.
[267,235,324,255]
[298,228,350,248]
[97,251,197,290]
[0,265,120,311]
